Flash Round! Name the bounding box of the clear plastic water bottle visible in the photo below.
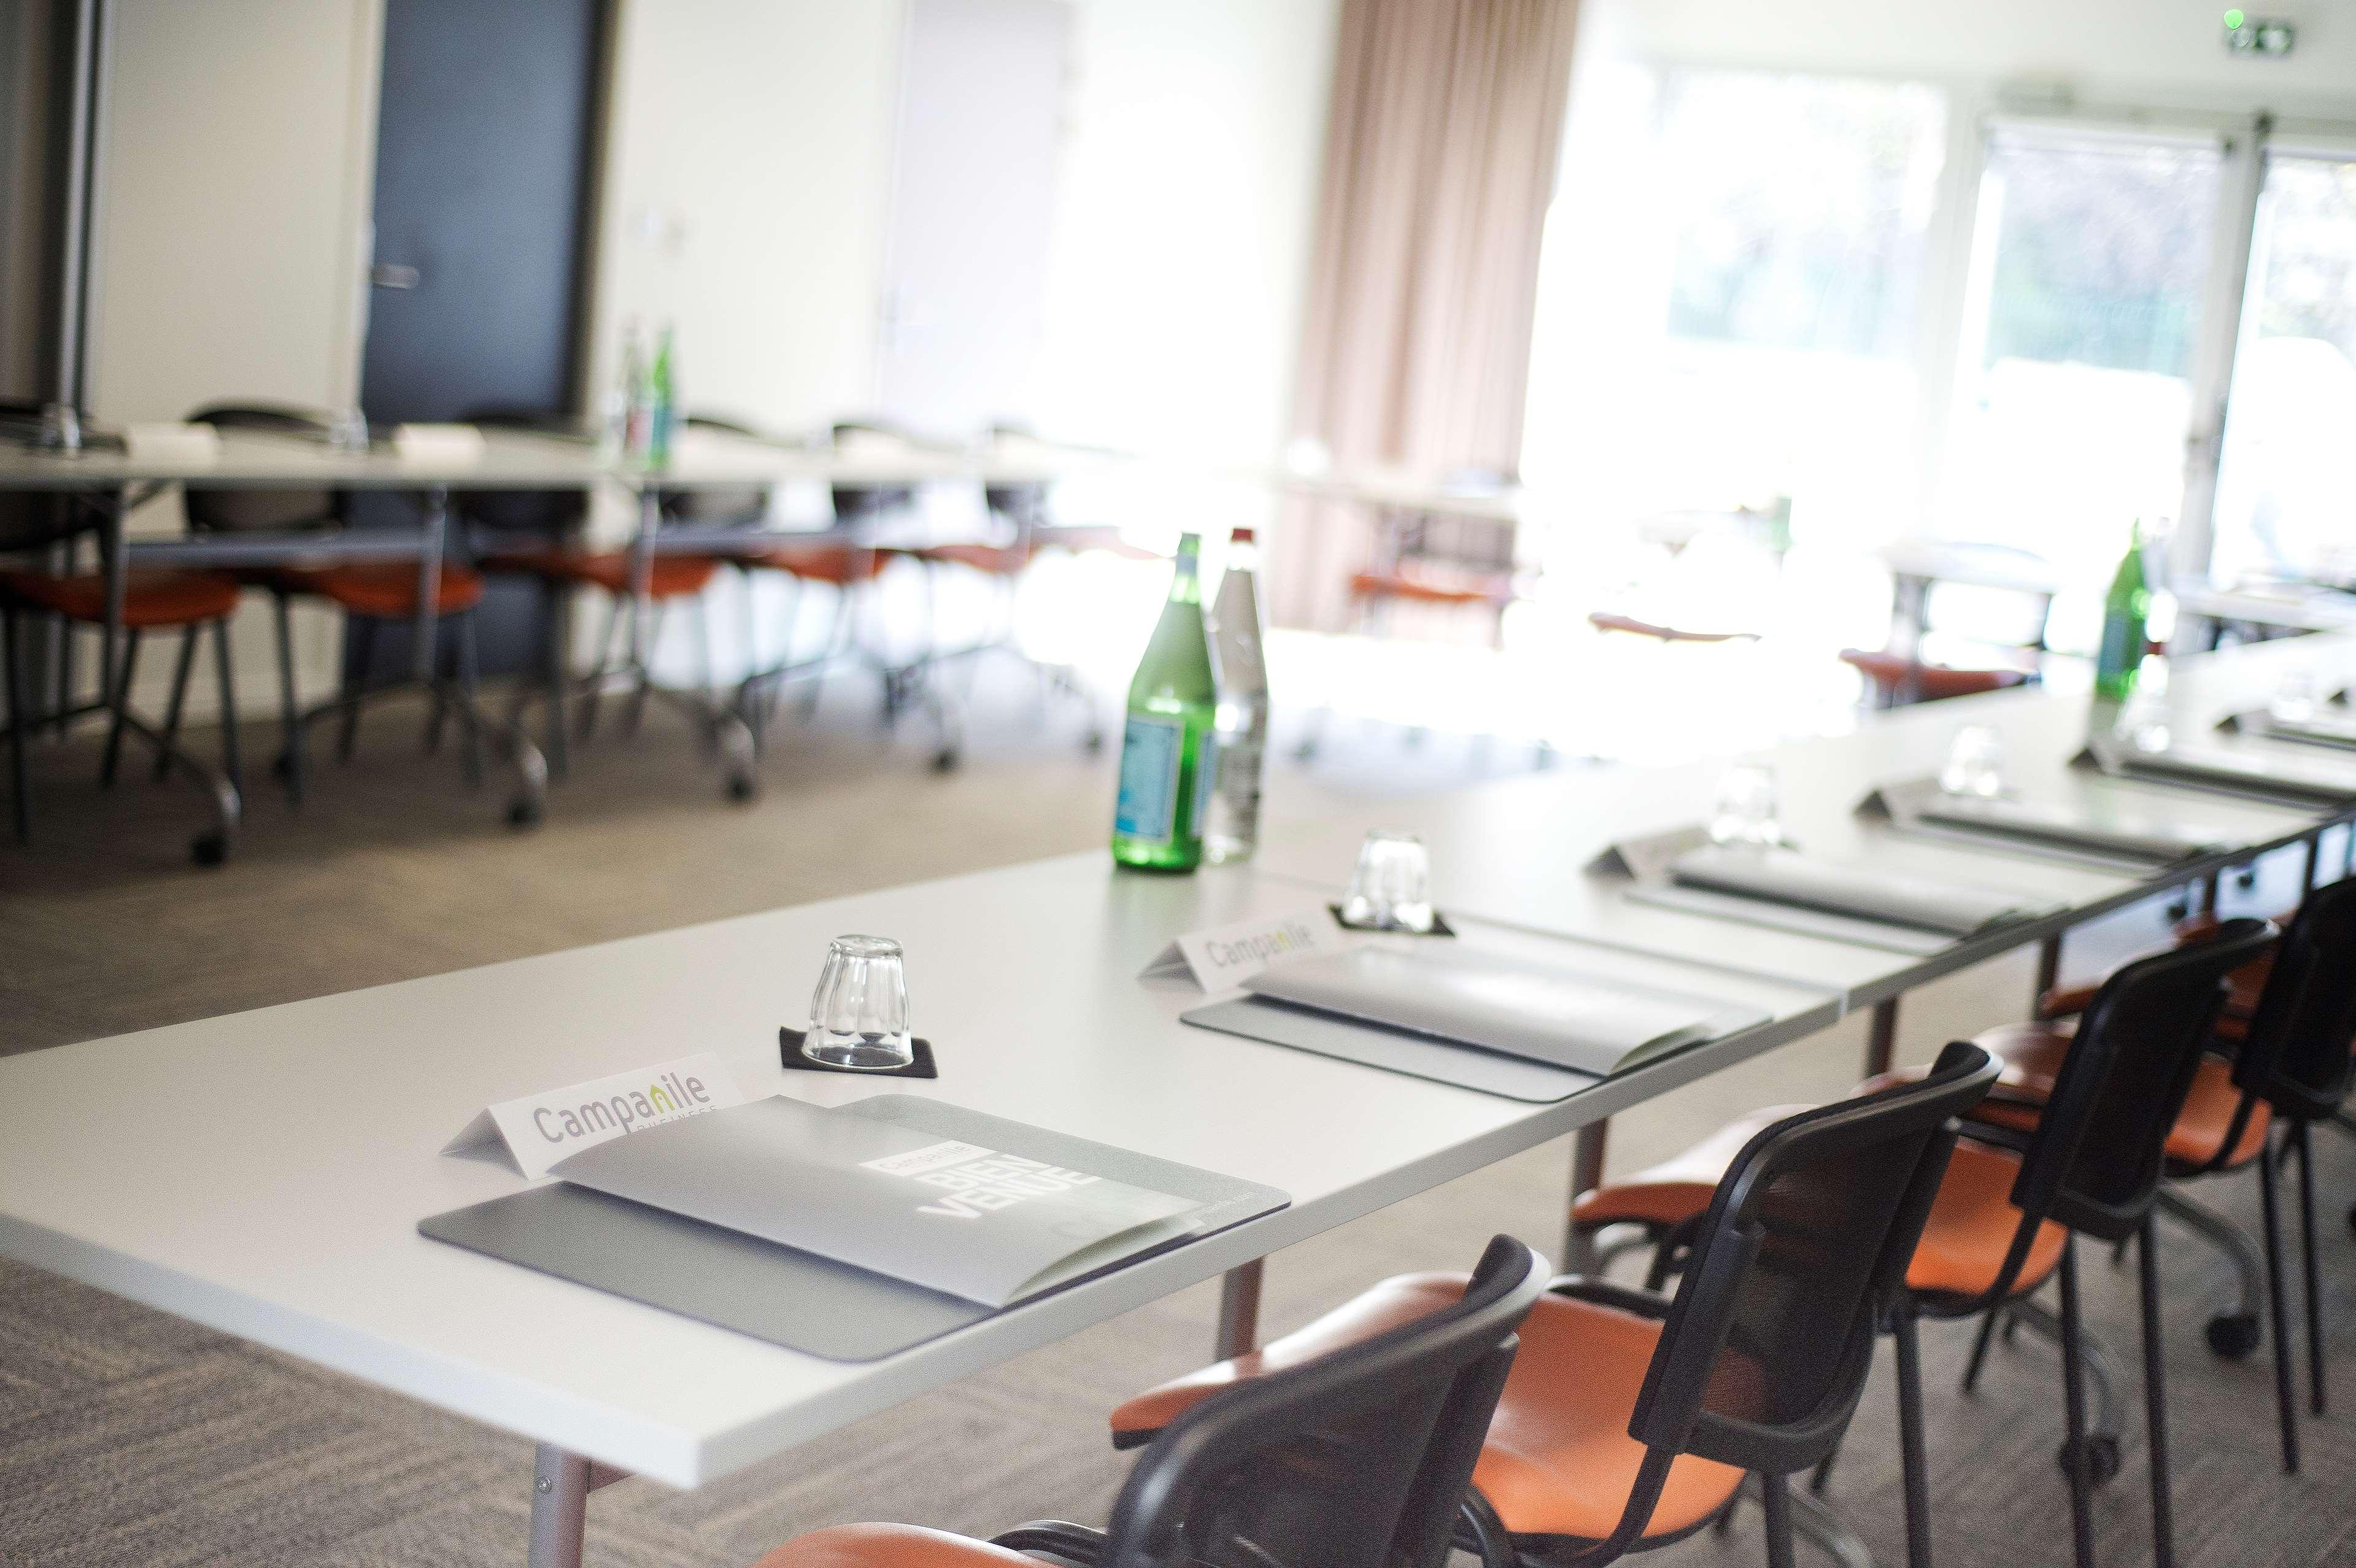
[1204,527,1269,863]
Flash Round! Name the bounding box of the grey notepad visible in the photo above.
[1664,844,2052,937]
[2085,735,2356,808]
[1865,777,2228,865]
[418,1095,1288,1362]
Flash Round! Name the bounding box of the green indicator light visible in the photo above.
[2223,8,2245,26]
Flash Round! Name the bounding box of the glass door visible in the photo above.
[1938,123,2228,598]
[2209,146,2356,588]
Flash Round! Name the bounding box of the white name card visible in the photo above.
[1140,906,1344,991]
[442,1051,746,1180]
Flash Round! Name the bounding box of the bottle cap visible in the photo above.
[1230,527,1256,544]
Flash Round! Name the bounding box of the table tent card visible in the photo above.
[1859,776,2230,867]
[2218,708,2356,751]
[442,1051,746,1179]
[1139,905,1345,991]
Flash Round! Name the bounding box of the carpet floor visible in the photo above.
[2,684,2351,1567]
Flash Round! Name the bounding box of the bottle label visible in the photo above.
[2097,610,2146,682]
[1115,715,1184,844]
[1217,737,1264,832]
[1191,732,1218,838]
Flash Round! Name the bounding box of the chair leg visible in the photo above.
[1758,1470,1798,1568]
[541,581,570,779]
[622,602,665,740]
[455,612,485,788]
[2138,1217,2176,1568]
[577,594,622,741]
[155,627,199,781]
[2258,1132,2301,1472]
[2,604,29,842]
[2057,1237,2096,1568]
[2294,1121,2325,1417]
[272,593,305,803]
[339,619,374,762]
[100,629,142,786]
[212,617,241,794]
[1960,1305,2003,1394]
[1894,1300,1933,1568]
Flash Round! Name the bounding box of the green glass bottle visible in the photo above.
[1112,533,1220,873]
[2095,521,2150,701]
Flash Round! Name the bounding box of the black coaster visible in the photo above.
[1329,903,1457,937]
[778,1027,939,1079]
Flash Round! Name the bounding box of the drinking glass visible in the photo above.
[1340,828,1435,933]
[804,935,914,1070]
[2269,666,2320,725]
[2115,654,2174,753]
[1708,763,1783,849]
[1940,724,2007,798]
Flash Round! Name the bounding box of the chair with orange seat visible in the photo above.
[1838,646,2035,708]
[1567,919,2276,1568]
[0,489,244,861]
[1109,1045,1998,1568]
[753,1234,1545,1568]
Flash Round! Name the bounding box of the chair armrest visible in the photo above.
[989,1521,1110,1566]
[1545,1275,1672,1319]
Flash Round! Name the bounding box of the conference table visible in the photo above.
[0,427,1126,840]
[2176,581,2356,647]
[2,628,2354,1567]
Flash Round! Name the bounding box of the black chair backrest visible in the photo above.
[2015,917,2276,1239]
[830,418,920,525]
[1626,1042,1999,1486]
[0,491,95,557]
[184,404,348,533]
[2236,879,2356,1122]
[460,408,592,536]
[659,412,771,526]
[1102,1234,1543,1568]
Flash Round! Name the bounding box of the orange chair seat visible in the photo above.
[482,548,719,599]
[1575,1103,2064,1303]
[1840,648,2032,701]
[1349,570,1513,609]
[914,542,1034,576]
[1109,1272,1745,1543]
[279,563,486,619]
[1588,611,1760,644]
[744,541,897,586]
[753,1523,1035,1568]
[0,568,241,629]
[1967,1021,2268,1170]
[2041,911,2276,1030]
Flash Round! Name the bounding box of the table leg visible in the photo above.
[2033,933,2062,1014]
[1863,997,1899,1079]
[1215,1260,1264,1360]
[527,1444,628,1568]
[2303,832,2322,891]
[1563,1120,1609,1273]
[414,487,448,686]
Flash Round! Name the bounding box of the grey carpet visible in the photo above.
[2,686,2352,1566]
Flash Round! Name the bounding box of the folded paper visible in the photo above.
[442,1050,746,1179]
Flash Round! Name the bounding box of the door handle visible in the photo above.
[371,263,421,290]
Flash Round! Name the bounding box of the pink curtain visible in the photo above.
[1267,0,1580,630]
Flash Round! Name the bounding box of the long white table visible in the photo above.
[3,630,2354,1566]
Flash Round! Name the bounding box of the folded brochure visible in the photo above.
[1669,844,2045,936]
[1240,944,1767,1077]
[550,1094,1203,1308]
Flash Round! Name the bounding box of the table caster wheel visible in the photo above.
[2346,1200,2355,1237]
[190,830,230,867]
[2207,1312,2261,1359]
[1083,728,1105,753]
[725,771,758,803]
[506,795,544,829]
[932,748,960,773]
[2058,1434,2120,1487]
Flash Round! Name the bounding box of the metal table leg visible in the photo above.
[1863,997,1899,1078]
[527,1443,627,1568]
[1215,1260,1264,1359]
[1563,1120,1610,1273]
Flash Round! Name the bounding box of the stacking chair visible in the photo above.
[1570,921,2275,1568]
[1980,879,2356,1472]
[751,1234,1545,1568]
[1,489,244,861]
[1111,1045,1999,1568]
[1837,648,2033,707]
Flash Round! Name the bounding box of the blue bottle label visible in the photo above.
[1116,715,1183,844]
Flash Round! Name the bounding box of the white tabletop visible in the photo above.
[1879,539,2072,597]
[2,633,2347,1491]
[2174,582,2356,636]
[1266,465,1552,527]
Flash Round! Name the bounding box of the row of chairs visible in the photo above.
[743,881,2352,1568]
[1,404,1121,856]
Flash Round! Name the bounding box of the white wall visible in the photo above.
[1586,0,2356,117]
[1033,0,1338,469]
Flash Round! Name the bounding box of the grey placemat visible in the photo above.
[417,1094,1288,1362]
[1183,997,1601,1102]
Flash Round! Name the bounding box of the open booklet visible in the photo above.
[2084,733,2356,808]
[1667,843,2049,937]
[1237,944,1768,1077]
[547,1095,1205,1309]
[1868,776,2227,865]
